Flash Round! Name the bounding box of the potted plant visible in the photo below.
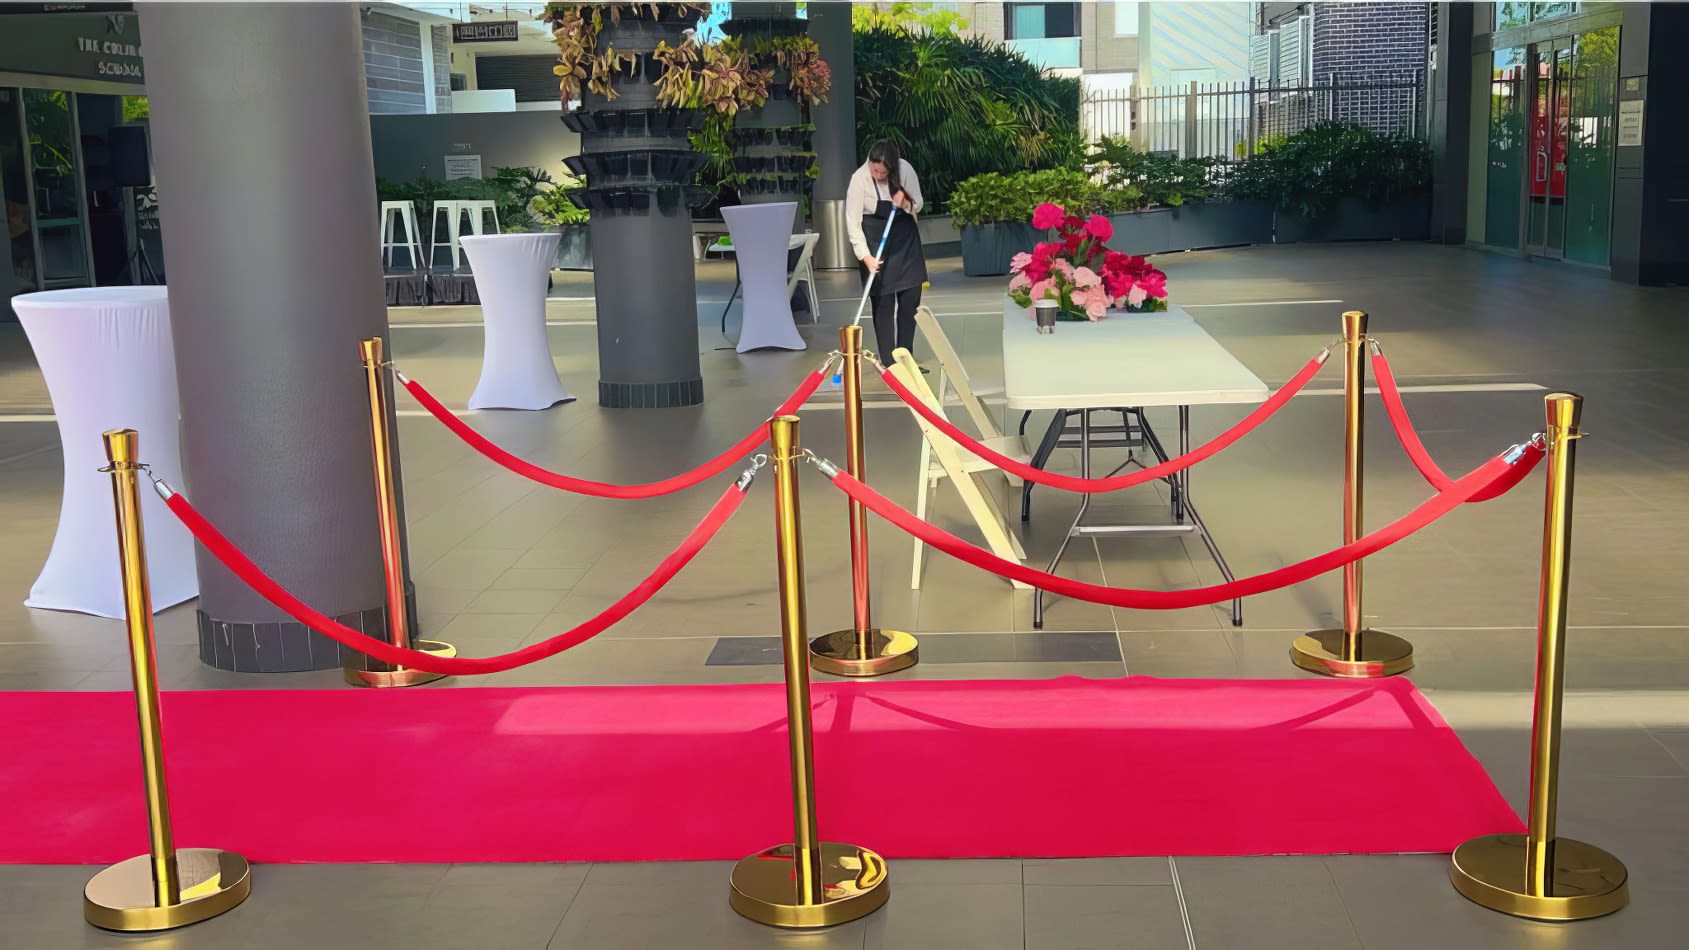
[950,169,1113,277]
[1007,202,1170,320]
[1225,122,1431,243]
[533,176,592,269]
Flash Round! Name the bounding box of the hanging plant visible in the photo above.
[750,34,831,106]
[586,46,639,99]
[544,2,710,106]
[653,36,771,116]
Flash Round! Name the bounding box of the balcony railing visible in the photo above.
[1007,36,1080,71]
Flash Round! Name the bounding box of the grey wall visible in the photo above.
[363,10,428,114]
[370,110,579,183]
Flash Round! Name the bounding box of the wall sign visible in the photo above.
[444,155,483,180]
[1617,100,1644,148]
[0,12,145,85]
[452,21,519,42]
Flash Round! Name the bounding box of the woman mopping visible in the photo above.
[845,139,928,365]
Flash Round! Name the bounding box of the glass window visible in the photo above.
[1004,3,1078,40]
[1496,2,1530,30]
[1531,2,1578,23]
[1563,26,1617,265]
[23,89,87,285]
[0,89,37,293]
[1485,48,1527,249]
[1115,2,1138,36]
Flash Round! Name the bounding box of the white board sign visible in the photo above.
[444,154,484,180]
[1617,100,1644,148]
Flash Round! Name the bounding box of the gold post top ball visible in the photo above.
[1341,310,1368,341]
[102,428,141,465]
[840,323,862,355]
[1544,392,1583,430]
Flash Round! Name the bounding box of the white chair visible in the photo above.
[891,347,1028,591]
[913,304,1005,412]
[379,200,425,271]
[787,232,821,323]
[429,199,502,271]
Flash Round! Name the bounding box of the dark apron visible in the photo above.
[858,181,928,296]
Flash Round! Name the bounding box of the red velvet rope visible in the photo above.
[825,448,1526,610]
[399,370,824,499]
[163,482,748,674]
[1370,349,1542,503]
[876,349,1329,493]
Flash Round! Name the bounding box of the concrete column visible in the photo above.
[1426,3,1473,245]
[809,0,858,268]
[1611,1,1689,285]
[139,2,403,672]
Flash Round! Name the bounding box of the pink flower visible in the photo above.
[1084,215,1113,242]
[1072,266,1101,288]
[1009,252,1033,274]
[1029,278,1056,301]
[1031,203,1066,230]
[1138,272,1168,298]
[1086,298,1107,320]
[1127,285,1149,308]
[1050,258,1074,278]
[1008,272,1032,292]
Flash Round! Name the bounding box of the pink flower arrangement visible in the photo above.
[1009,202,1170,320]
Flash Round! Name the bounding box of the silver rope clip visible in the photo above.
[393,367,411,385]
[1503,443,1528,464]
[805,451,841,479]
[1367,338,1383,356]
[145,469,176,500]
[736,454,769,491]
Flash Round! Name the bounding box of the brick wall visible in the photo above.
[1311,2,1428,133]
[363,11,428,115]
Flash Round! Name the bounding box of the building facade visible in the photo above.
[1251,2,1429,135]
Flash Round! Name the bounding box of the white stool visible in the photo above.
[379,200,425,271]
[429,200,502,271]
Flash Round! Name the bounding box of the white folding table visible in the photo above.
[459,232,574,411]
[14,286,198,618]
[1001,297,1268,628]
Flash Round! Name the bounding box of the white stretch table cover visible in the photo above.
[14,286,197,618]
[723,202,806,353]
[460,232,573,410]
[1002,297,1268,410]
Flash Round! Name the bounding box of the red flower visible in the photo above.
[1137,271,1168,298]
[1103,270,1134,299]
[1031,203,1066,231]
[1062,214,1084,234]
[1084,215,1113,242]
[1063,232,1084,254]
[1103,250,1130,273]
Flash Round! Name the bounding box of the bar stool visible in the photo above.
[379,200,425,271]
[428,200,502,271]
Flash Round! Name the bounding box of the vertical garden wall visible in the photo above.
[550,3,710,408]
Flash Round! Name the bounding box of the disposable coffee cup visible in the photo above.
[1033,299,1058,334]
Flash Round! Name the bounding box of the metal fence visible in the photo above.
[1081,73,1426,162]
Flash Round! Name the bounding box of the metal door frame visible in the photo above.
[1522,37,1573,261]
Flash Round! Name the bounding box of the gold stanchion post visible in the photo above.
[810,325,918,676]
[84,429,251,932]
[1449,393,1628,921]
[730,415,891,928]
[1291,310,1414,677]
[344,337,455,687]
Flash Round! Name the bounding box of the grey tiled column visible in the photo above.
[139,2,406,672]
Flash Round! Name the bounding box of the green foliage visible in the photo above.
[121,96,149,123]
[532,176,590,226]
[1224,122,1432,218]
[688,110,736,201]
[1087,137,1216,210]
[851,2,968,34]
[377,166,562,232]
[948,169,1130,229]
[854,27,1082,211]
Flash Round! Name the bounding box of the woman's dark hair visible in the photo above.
[867,139,902,195]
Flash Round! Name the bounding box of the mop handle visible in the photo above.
[851,204,900,328]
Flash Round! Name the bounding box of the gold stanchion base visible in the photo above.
[1290,628,1413,678]
[729,842,890,929]
[84,848,251,932]
[809,629,918,677]
[344,639,455,688]
[1450,834,1628,921]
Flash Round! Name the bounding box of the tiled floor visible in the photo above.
[2,244,1687,947]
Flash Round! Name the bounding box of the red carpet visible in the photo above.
[1,676,1520,864]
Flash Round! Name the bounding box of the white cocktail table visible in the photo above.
[1002,297,1269,628]
[14,286,198,618]
[722,202,806,353]
[460,232,574,411]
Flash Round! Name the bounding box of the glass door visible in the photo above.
[22,89,93,288]
[1525,41,1571,259]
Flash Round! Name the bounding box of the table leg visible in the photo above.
[719,277,742,334]
[1034,410,1092,630]
[1176,406,1190,525]
[1022,411,1068,523]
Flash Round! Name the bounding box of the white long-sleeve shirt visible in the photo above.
[844,158,924,261]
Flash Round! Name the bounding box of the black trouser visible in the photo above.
[869,285,922,361]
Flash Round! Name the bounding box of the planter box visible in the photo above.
[554,225,591,271]
[916,213,960,248]
[1106,201,1274,256]
[960,221,1039,277]
[1275,195,1430,244]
